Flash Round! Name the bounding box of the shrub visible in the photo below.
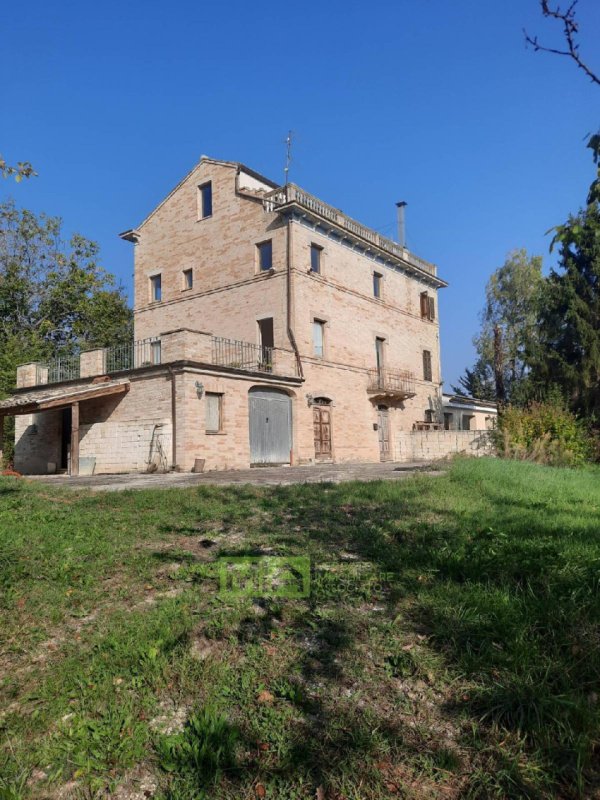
[492,400,593,466]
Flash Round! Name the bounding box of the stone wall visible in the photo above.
[395,429,494,462]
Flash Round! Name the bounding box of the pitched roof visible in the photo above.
[0,379,130,415]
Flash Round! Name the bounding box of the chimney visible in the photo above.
[396,201,407,248]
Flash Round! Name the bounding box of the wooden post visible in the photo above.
[70,402,79,477]
[0,415,4,468]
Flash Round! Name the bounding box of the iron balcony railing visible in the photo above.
[367,367,416,398]
[211,336,273,373]
[264,183,437,277]
[104,337,162,373]
[36,354,81,386]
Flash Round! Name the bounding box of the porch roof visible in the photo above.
[0,379,130,416]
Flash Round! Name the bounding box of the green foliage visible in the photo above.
[532,136,600,420]
[452,355,496,400]
[0,156,36,182]
[493,399,593,465]
[157,709,239,795]
[456,250,544,403]
[0,200,133,461]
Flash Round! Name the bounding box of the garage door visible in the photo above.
[249,388,292,464]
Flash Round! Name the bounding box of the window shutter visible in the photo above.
[428,296,435,321]
[423,350,432,382]
[420,292,428,318]
[206,393,221,432]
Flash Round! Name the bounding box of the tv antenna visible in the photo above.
[284,130,293,184]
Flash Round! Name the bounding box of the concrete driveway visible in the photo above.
[27,461,438,492]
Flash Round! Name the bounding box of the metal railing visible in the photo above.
[211,336,273,373]
[36,355,80,385]
[264,183,437,277]
[367,367,416,397]
[104,337,161,373]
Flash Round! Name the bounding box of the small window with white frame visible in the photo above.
[149,273,162,302]
[205,392,223,433]
[182,269,193,290]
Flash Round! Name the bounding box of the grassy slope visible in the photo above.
[1,458,599,799]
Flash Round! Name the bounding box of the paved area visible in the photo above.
[26,461,440,492]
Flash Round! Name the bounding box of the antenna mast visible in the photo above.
[284,130,293,185]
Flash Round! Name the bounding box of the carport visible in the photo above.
[0,380,129,476]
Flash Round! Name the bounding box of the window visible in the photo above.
[150,274,162,302]
[183,269,193,290]
[310,244,322,274]
[422,349,432,382]
[313,319,325,357]
[199,182,212,218]
[151,339,162,365]
[205,392,223,433]
[424,409,434,423]
[373,272,382,299]
[444,412,453,431]
[420,291,435,321]
[375,337,385,371]
[257,240,273,271]
[462,414,474,431]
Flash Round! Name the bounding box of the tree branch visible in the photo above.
[524,0,600,87]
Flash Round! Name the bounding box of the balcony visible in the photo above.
[211,336,274,374]
[367,368,416,400]
[264,183,438,279]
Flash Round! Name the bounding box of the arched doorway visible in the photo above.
[312,397,332,461]
[248,387,292,465]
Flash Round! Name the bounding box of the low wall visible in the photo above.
[395,429,494,462]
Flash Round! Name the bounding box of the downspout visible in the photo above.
[167,366,177,470]
[286,216,304,379]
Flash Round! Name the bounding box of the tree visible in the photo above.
[0,201,133,464]
[524,0,600,87]
[533,136,600,418]
[452,356,496,400]
[0,156,36,182]
[476,250,544,401]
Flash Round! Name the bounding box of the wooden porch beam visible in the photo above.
[70,402,79,477]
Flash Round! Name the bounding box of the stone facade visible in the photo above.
[5,156,493,475]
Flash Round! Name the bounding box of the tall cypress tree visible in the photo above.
[536,136,600,419]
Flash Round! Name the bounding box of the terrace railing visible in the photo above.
[211,336,273,373]
[36,354,80,385]
[104,337,162,373]
[264,183,437,277]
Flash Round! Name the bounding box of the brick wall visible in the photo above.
[395,430,494,462]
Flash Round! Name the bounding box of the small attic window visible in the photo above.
[199,182,212,219]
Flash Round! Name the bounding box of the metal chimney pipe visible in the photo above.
[396,201,407,248]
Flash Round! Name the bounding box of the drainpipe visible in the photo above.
[286,216,304,379]
[167,366,177,469]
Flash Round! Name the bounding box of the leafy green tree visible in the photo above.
[533,135,600,419]
[0,201,132,460]
[455,250,544,403]
[452,356,496,400]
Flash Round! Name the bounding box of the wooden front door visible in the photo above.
[313,403,332,460]
[377,406,391,462]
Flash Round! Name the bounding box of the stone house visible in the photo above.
[0,157,489,475]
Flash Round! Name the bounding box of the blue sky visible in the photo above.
[2,0,599,388]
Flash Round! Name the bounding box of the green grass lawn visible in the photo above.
[1,457,600,799]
